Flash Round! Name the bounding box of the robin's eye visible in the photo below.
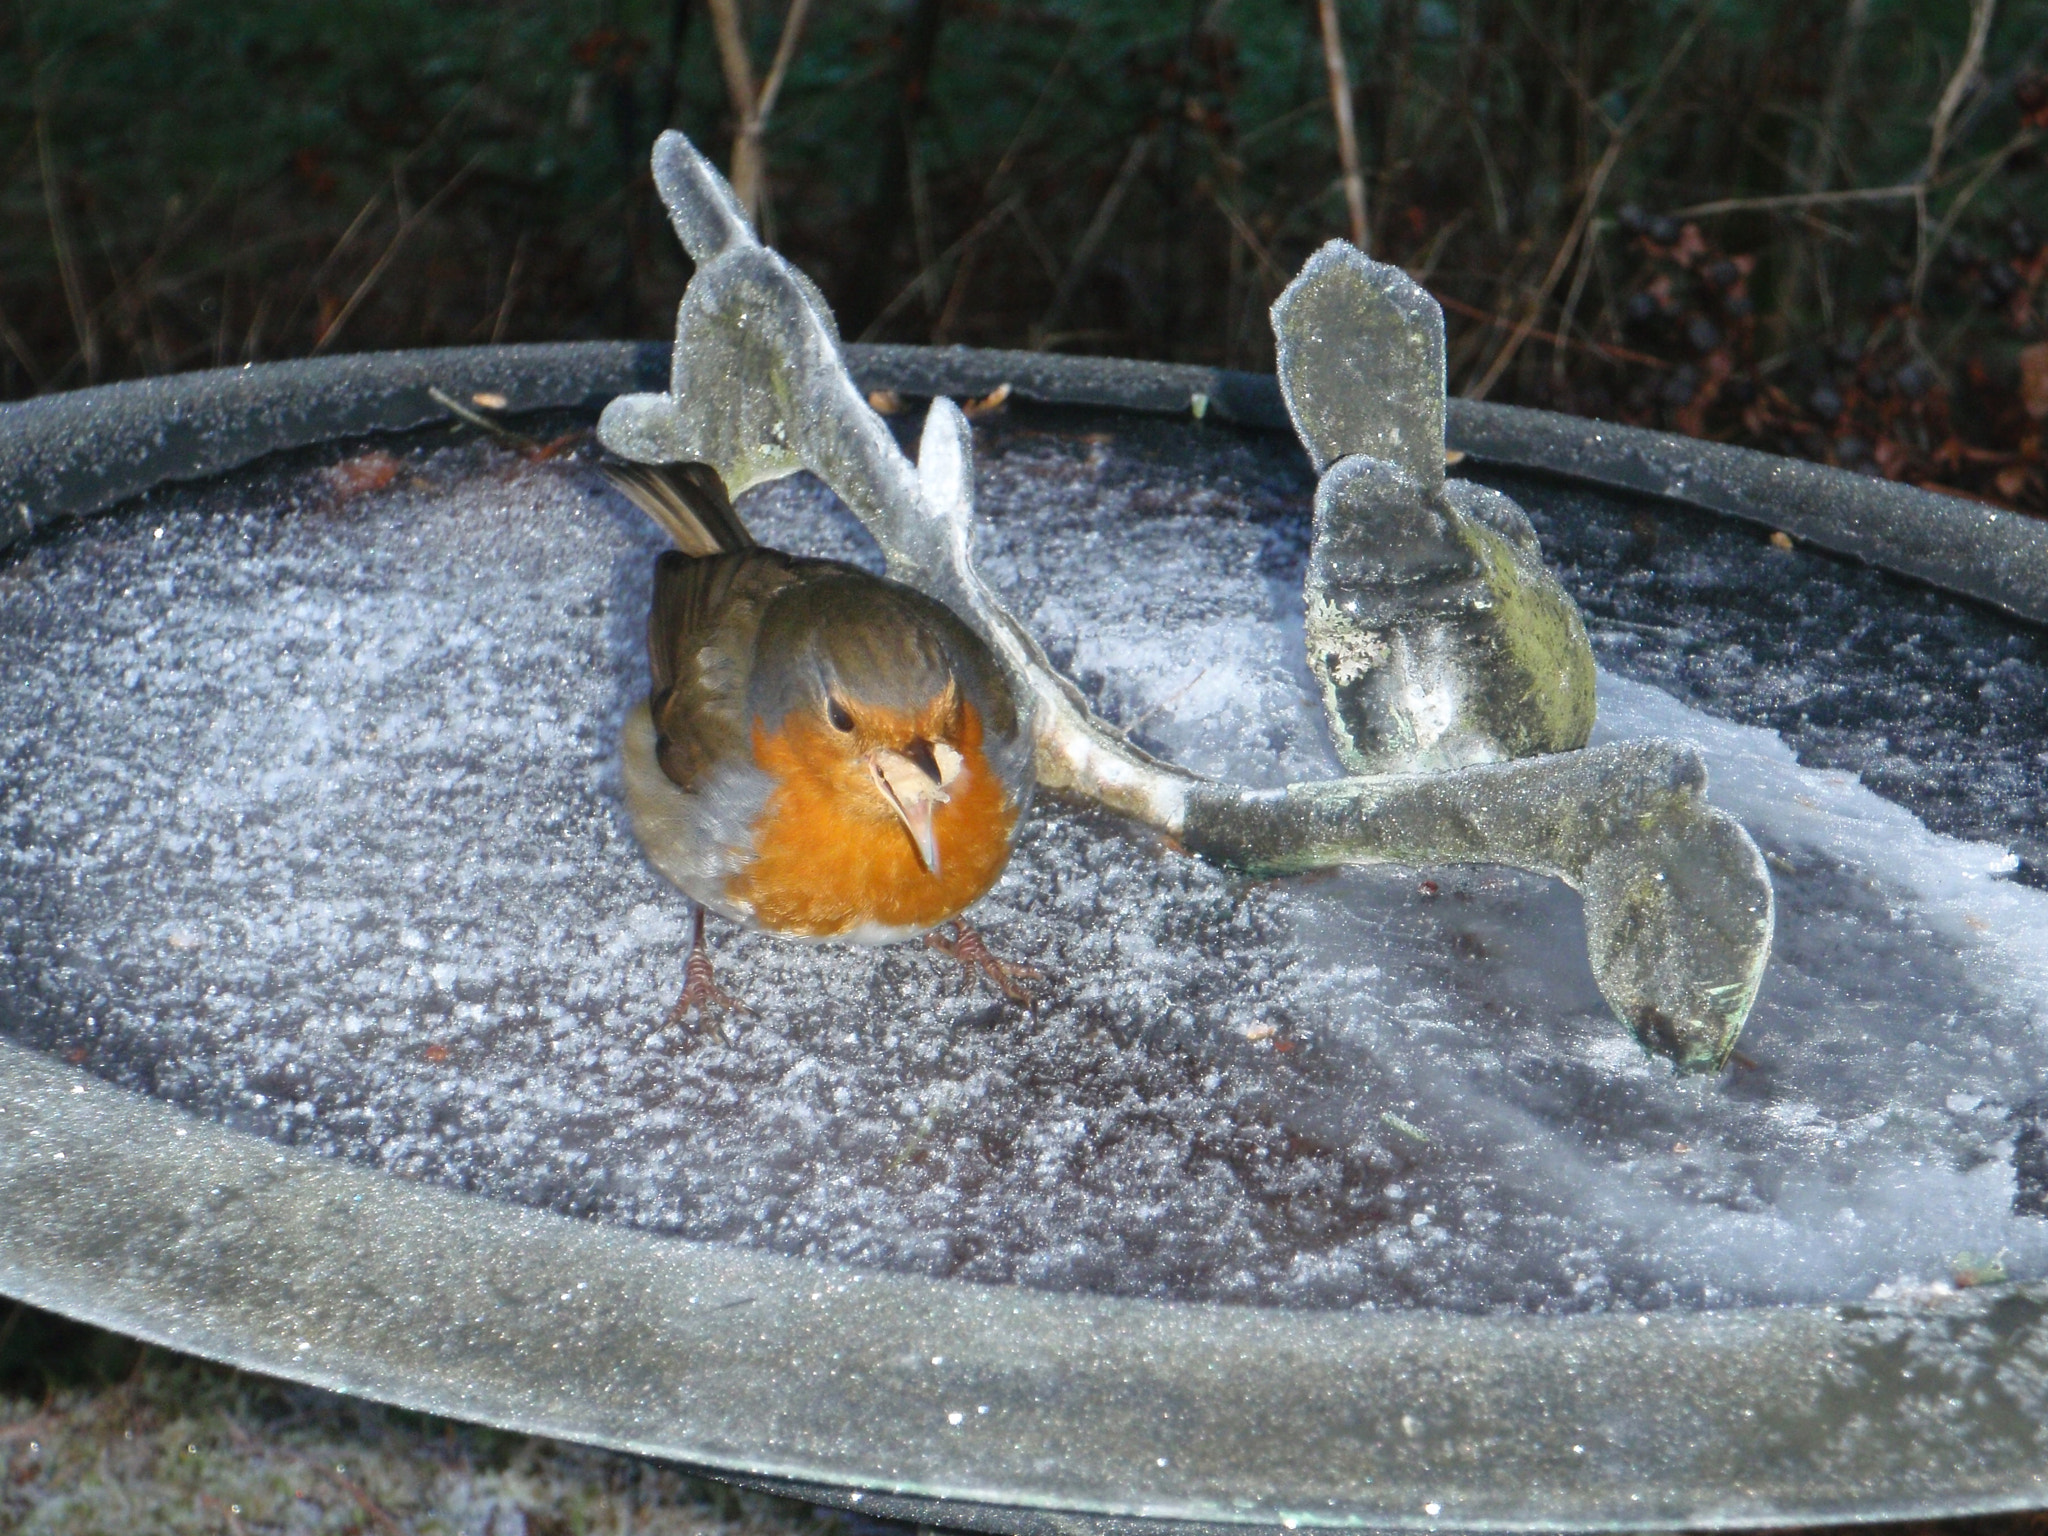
[827,698,855,732]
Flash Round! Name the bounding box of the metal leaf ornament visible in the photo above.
[601,132,1773,1070]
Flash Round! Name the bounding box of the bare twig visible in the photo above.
[1316,0,1369,250]
[307,187,390,299]
[1921,125,2041,296]
[1671,183,1922,218]
[284,87,476,343]
[907,131,940,320]
[1463,5,1709,400]
[1114,667,1209,740]
[754,0,814,128]
[1404,207,1469,287]
[704,0,815,221]
[239,286,272,362]
[35,105,98,382]
[1033,133,1154,345]
[1808,0,1871,195]
[933,235,985,342]
[1462,127,1627,400]
[0,298,47,390]
[1435,288,1668,369]
[857,193,1023,342]
[491,230,530,345]
[1911,0,1999,325]
[1008,202,1064,285]
[1552,214,1604,382]
[1375,0,1418,210]
[1923,0,1997,181]
[1462,103,1511,237]
[427,385,532,446]
[705,0,759,141]
[985,31,1080,196]
[1507,0,1615,131]
[312,154,482,355]
[1211,190,1289,289]
[1235,96,1322,149]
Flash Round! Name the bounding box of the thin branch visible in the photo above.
[283,87,474,342]
[491,229,530,345]
[1316,0,1369,250]
[1463,104,1511,237]
[0,297,48,390]
[308,187,390,296]
[35,105,97,382]
[704,0,759,132]
[1923,0,1996,181]
[754,0,814,125]
[1920,125,2041,300]
[1007,202,1064,286]
[1235,96,1323,150]
[857,193,1023,342]
[1211,190,1289,288]
[1463,5,1709,401]
[1033,133,1154,345]
[312,154,482,355]
[1435,288,1668,370]
[1807,0,1871,196]
[1463,128,1626,399]
[1507,0,1615,132]
[240,285,273,363]
[932,234,986,343]
[1404,207,1469,288]
[1551,214,1603,382]
[906,129,940,320]
[1911,0,1999,326]
[985,30,1080,195]
[705,0,814,220]
[1670,183,1921,218]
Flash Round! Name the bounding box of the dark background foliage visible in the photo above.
[2,0,2045,506]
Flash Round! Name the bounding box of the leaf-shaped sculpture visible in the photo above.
[1275,242,1596,774]
[599,131,1773,1071]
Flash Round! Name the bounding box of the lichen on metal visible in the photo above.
[599,130,1772,1070]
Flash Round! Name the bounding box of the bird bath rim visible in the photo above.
[4,340,2045,627]
[3,344,2048,1536]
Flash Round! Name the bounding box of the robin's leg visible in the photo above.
[924,921,1045,1007]
[667,905,753,1027]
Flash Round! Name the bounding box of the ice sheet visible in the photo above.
[1,415,2044,1313]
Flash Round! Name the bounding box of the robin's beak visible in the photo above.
[868,738,964,876]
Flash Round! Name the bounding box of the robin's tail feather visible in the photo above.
[600,460,756,556]
[420,387,754,557]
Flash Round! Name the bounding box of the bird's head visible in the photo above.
[824,680,971,876]
[752,574,998,879]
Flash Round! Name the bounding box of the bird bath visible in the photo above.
[2,334,2048,1533]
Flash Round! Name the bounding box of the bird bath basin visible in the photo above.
[3,340,2048,1532]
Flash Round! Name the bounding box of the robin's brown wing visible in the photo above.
[648,547,799,791]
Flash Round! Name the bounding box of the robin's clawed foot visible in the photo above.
[666,906,755,1029]
[925,921,1045,1007]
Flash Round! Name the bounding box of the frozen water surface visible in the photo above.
[2,410,2046,1315]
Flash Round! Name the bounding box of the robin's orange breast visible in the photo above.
[727,699,1019,939]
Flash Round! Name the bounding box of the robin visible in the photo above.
[607,460,1041,1022]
